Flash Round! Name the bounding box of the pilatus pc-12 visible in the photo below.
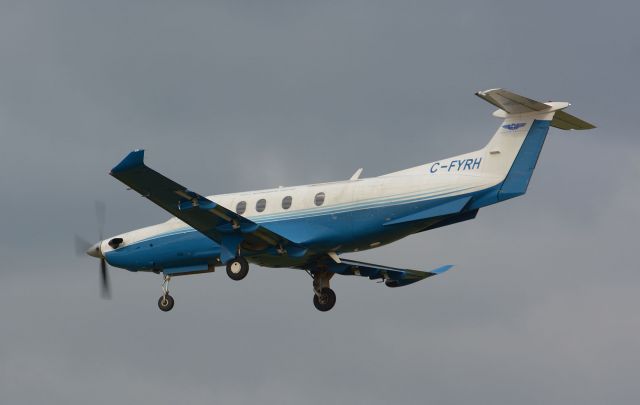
[78,89,594,312]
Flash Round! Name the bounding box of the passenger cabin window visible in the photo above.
[314,192,325,206]
[256,198,267,212]
[282,196,292,210]
[236,201,247,215]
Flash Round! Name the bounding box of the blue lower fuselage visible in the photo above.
[104,186,500,273]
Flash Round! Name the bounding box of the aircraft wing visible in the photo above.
[110,150,307,263]
[311,257,453,287]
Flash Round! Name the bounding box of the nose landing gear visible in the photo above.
[158,274,174,312]
[226,257,249,280]
[312,272,336,312]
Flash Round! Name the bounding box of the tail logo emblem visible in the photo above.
[502,122,526,131]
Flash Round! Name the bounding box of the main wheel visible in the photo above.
[313,288,336,312]
[158,294,175,312]
[226,257,249,281]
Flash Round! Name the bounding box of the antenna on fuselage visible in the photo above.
[350,168,363,181]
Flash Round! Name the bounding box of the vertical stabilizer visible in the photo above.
[476,88,595,201]
[381,89,594,184]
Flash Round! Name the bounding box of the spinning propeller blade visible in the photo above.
[100,257,111,299]
[74,235,92,257]
[95,201,106,240]
[75,201,111,299]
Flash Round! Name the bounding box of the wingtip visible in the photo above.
[431,264,454,275]
[110,149,145,175]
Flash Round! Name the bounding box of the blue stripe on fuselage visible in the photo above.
[124,184,481,247]
[104,192,477,272]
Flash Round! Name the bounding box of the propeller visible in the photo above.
[75,201,111,299]
[99,255,110,299]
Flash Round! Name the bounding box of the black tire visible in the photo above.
[313,288,336,312]
[158,294,175,312]
[226,257,249,281]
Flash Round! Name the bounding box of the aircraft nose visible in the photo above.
[86,242,103,258]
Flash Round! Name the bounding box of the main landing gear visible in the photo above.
[158,274,174,312]
[312,272,336,312]
[226,257,249,281]
[156,260,334,312]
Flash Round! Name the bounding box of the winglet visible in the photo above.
[111,149,145,174]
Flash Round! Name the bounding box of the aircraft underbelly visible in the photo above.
[105,230,220,271]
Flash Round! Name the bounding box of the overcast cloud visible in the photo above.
[1,1,639,404]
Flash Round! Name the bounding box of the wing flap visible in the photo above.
[316,257,452,287]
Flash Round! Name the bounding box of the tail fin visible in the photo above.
[476,88,595,201]
[381,88,595,186]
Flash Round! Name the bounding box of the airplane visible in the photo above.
[78,88,595,312]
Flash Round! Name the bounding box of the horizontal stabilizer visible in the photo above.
[550,110,596,130]
[476,88,596,129]
[476,88,550,114]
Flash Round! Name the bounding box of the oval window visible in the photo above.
[314,192,325,207]
[256,198,267,212]
[236,201,247,215]
[282,195,292,210]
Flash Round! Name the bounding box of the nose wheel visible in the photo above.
[226,257,249,280]
[158,274,175,312]
[158,294,174,312]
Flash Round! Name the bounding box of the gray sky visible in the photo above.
[1,1,639,404]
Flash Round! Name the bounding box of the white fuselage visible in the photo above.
[102,107,560,268]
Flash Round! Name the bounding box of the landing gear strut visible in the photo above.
[158,274,174,312]
[226,257,249,281]
[312,272,336,312]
